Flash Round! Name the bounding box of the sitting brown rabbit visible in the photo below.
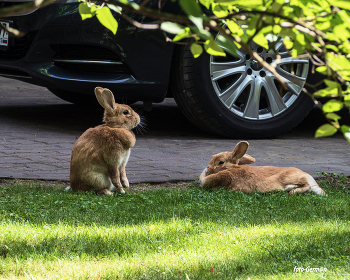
[69,87,140,195]
[200,141,325,196]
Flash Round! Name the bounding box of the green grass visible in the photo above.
[0,177,349,279]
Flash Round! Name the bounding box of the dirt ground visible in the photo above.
[1,174,349,193]
[0,178,197,192]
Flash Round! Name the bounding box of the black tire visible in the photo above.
[170,44,317,138]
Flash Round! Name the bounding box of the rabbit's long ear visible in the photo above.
[231,141,249,163]
[95,87,115,114]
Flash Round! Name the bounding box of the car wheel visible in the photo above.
[171,41,317,138]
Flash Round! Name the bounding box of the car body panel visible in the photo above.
[0,2,176,102]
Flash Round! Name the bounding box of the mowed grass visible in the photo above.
[0,176,349,279]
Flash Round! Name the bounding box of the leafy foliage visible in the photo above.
[52,0,350,141]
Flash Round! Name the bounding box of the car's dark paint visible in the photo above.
[0,2,178,103]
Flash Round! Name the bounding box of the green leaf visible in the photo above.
[329,0,350,9]
[252,32,269,49]
[173,27,192,42]
[227,0,263,8]
[325,44,338,52]
[161,22,185,34]
[315,21,331,31]
[315,80,342,98]
[191,26,211,40]
[128,2,140,10]
[279,27,296,38]
[216,34,237,56]
[341,125,350,144]
[292,40,304,56]
[179,0,203,17]
[283,38,293,50]
[344,94,350,107]
[199,0,213,9]
[333,24,350,42]
[338,8,350,21]
[246,16,258,36]
[227,20,244,36]
[344,132,350,144]
[340,41,350,53]
[190,43,203,58]
[273,25,282,34]
[96,7,118,34]
[189,16,204,31]
[326,113,342,121]
[107,4,122,14]
[322,99,344,113]
[296,32,306,46]
[340,125,350,134]
[327,53,350,81]
[315,124,337,138]
[324,80,340,90]
[204,39,226,56]
[314,88,339,98]
[79,3,95,20]
[212,3,229,17]
[316,66,327,75]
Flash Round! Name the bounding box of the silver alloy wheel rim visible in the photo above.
[210,42,309,120]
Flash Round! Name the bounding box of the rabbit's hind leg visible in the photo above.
[283,184,298,193]
[288,175,325,196]
[288,185,325,196]
[303,174,325,196]
[84,171,116,195]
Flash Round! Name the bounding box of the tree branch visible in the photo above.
[121,13,159,29]
[217,9,328,39]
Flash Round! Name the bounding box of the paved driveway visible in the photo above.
[0,77,349,183]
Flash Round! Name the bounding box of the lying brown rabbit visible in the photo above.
[200,141,325,196]
[69,87,140,195]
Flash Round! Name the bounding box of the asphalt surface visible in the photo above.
[0,77,350,184]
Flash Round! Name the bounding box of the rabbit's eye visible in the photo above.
[123,110,130,115]
[218,161,225,165]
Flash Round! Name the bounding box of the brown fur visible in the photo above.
[69,87,140,195]
[200,141,325,196]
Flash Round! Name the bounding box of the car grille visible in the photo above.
[51,44,132,74]
[0,31,37,60]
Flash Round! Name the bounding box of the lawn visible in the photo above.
[0,175,349,279]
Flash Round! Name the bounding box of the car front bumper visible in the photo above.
[0,3,174,103]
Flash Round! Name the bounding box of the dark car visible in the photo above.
[0,0,318,138]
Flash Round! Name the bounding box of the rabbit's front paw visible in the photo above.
[110,183,126,193]
[121,177,129,188]
[116,187,125,194]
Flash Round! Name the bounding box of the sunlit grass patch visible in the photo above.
[0,178,349,279]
